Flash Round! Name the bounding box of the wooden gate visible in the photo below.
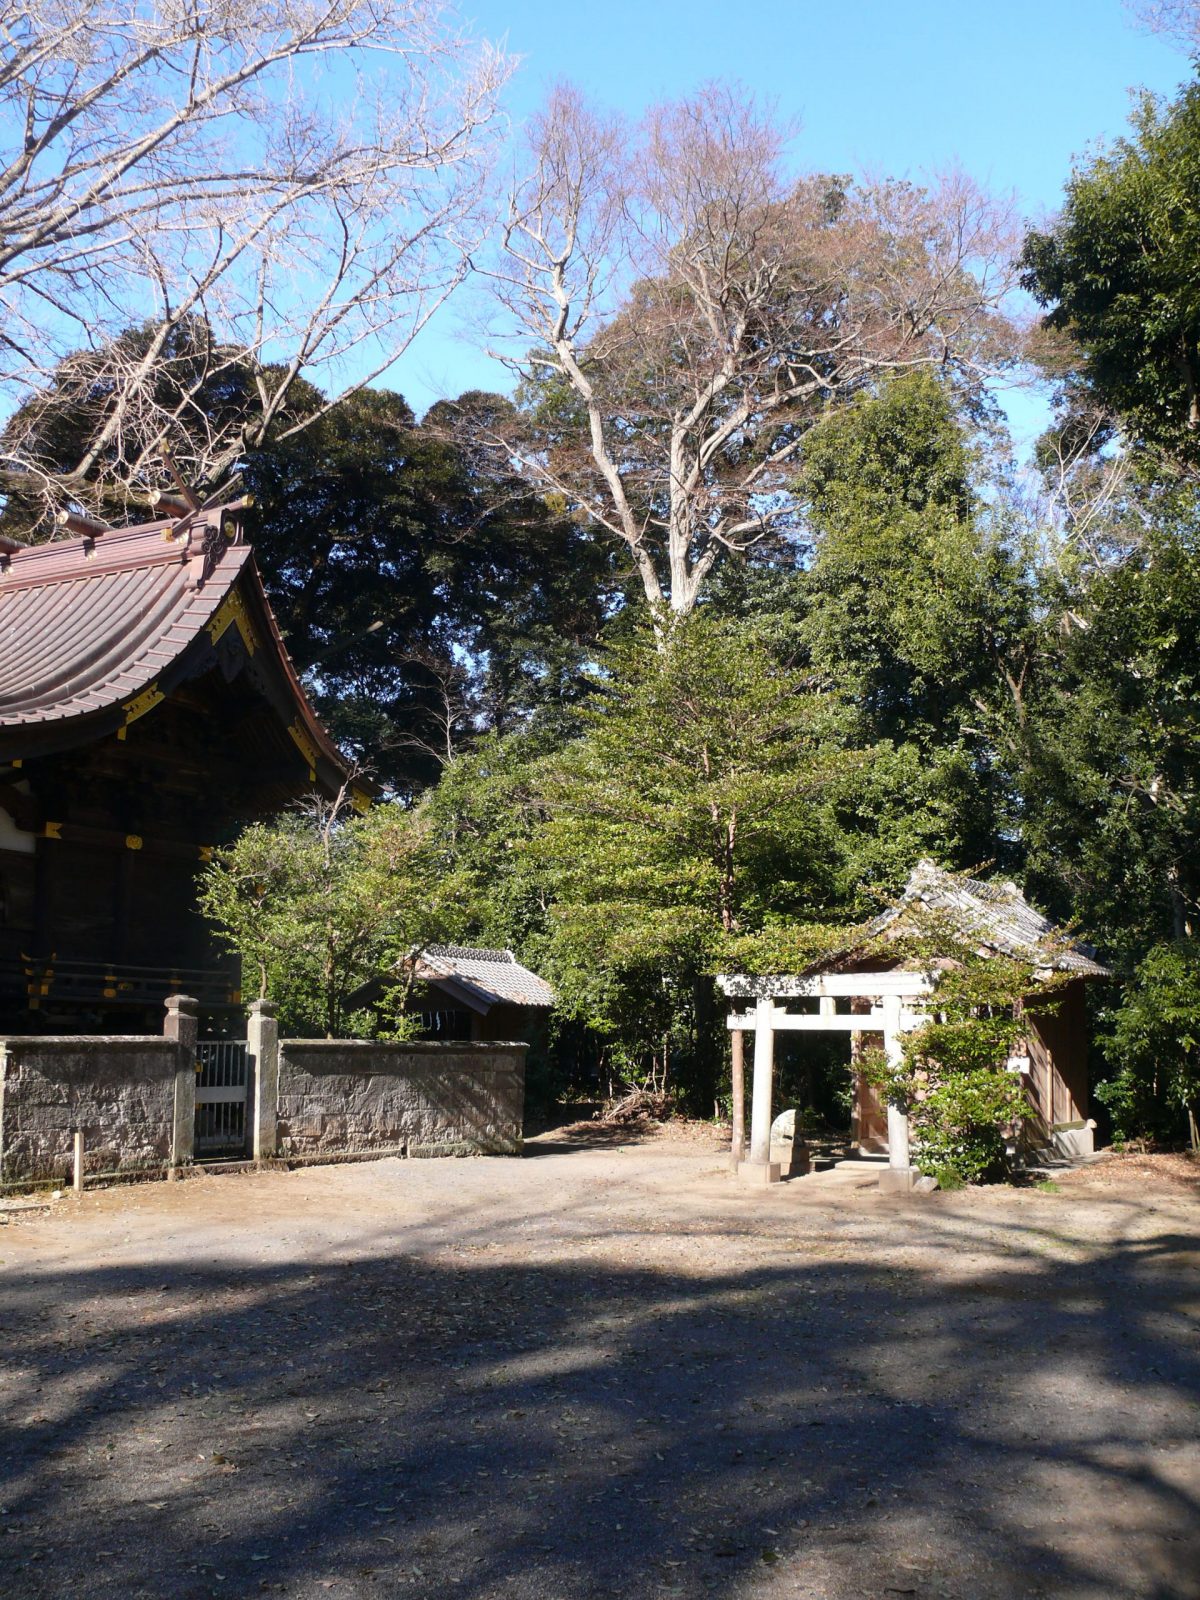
[194,1040,250,1159]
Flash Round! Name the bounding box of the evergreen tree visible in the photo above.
[1022,82,1200,469]
[796,372,1036,882]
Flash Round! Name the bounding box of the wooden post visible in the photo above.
[72,1129,84,1195]
[729,1027,746,1171]
[742,996,781,1185]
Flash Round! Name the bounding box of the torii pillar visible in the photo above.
[741,995,781,1186]
[879,993,916,1193]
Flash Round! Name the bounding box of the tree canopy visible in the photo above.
[0,1,509,521]
[484,82,1018,622]
[244,387,616,793]
[1022,82,1200,468]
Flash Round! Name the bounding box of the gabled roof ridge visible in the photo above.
[869,859,1109,976]
[425,944,517,964]
[0,502,245,592]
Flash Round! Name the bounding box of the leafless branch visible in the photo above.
[0,0,513,527]
[476,80,1020,622]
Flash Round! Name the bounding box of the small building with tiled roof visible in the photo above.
[843,861,1108,1159]
[719,861,1111,1188]
[400,945,554,1045]
[0,500,359,1032]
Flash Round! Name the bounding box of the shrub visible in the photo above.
[863,954,1057,1184]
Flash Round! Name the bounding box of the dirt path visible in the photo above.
[1,1132,1197,1600]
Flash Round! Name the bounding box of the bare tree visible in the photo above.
[1130,0,1200,49]
[381,646,479,773]
[0,0,511,524]
[481,82,1019,622]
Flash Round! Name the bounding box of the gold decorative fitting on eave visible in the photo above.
[198,845,214,862]
[287,720,319,781]
[125,834,143,851]
[206,588,258,655]
[350,786,372,815]
[43,820,62,839]
[123,681,165,726]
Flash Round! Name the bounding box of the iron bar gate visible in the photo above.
[194,1040,250,1158]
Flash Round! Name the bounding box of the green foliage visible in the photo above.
[1098,940,1200,1146]
[928,1165,966,1193]
[537,614,846,939]
[422,613,869,1102]
[795,373,1034,884]
[904,1058,1029,1186]
[826,740,1001,912]
[1022,85,1200,467]
[864,953,1049,1184]
[521,613,857,1093]
[198,798,466,1038]
[797,373,1027,744]
[1015,491,1200,964]
[245,387,616,795]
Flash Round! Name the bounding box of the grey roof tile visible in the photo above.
[867,860,1110,976]
[420,946,555,1008]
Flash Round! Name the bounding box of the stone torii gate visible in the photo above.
[718,970,937,1193]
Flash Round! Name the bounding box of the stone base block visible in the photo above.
[878,1165,917,1194]
[1050,1120,1096,1160]
[738,1160,782,1187]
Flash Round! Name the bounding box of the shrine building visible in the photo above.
[0,501,356,1035]
[720,861,1110,1189]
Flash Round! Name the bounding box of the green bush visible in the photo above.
[862,952,1056,1185]
[1099,941,1200,1148]
[906,1058,1028,1183]
[927,1163,966,1192]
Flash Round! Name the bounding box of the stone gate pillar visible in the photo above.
[247,999,279,1162]
[880,993,915,1193]
[729,1027,746,1171]
[163,994,198,1169]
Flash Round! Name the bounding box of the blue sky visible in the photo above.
[396,0,1193,432]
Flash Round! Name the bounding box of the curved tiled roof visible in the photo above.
[718,861,1109,999]
[0,518,247,725]
[0,504,349,789]
[869,860,1110,977]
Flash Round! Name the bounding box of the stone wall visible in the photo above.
[0,1036,182,1182]
[276,1040,526,1159]
[0,1023,526,1183]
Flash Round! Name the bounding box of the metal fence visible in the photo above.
[194,1040,249,1158]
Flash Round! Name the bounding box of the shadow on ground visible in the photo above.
[0,1188,1197,1600]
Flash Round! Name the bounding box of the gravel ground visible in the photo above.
[0,1130,1197,1600]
